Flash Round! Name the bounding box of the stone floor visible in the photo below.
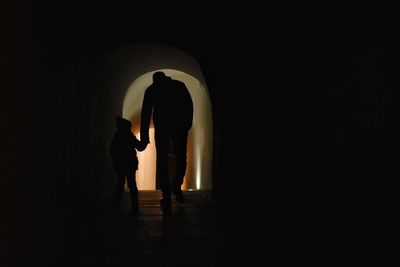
[84,190,218,267]
[23,188,399,266]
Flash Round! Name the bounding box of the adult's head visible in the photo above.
[152,71,168,83]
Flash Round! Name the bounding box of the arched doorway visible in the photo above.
[119,48,213,191]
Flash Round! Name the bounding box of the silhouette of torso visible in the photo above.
[141,78,193,134]
[109,131,140,174]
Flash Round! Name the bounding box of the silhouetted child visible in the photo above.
[109,116,147,212]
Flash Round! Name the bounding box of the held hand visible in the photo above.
[142,135,150,145]
[137,139,149,152]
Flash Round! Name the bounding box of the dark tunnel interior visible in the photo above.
[2,1,400,266]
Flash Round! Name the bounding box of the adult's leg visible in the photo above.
[155,131,171,202]
[172,131,188,203]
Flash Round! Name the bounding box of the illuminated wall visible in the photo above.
[122,69,213,190]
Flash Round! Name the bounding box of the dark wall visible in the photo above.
[3,1,399,266]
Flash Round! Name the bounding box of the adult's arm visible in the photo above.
[140,88,153,144]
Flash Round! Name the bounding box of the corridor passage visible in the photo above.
[85,190,217,267]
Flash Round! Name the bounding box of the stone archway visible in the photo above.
[99,43,213,191]
[122,69,212,190]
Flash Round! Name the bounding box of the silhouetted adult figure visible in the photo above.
[109,116,147,212]
[140,71,193,210]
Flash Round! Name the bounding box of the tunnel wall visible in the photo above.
[6,2,400,266]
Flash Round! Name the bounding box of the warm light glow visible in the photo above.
[135,130,156,190]
[123,69,213,190]
[195,138,201,189]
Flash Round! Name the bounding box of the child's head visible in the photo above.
[115,116,131,131]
